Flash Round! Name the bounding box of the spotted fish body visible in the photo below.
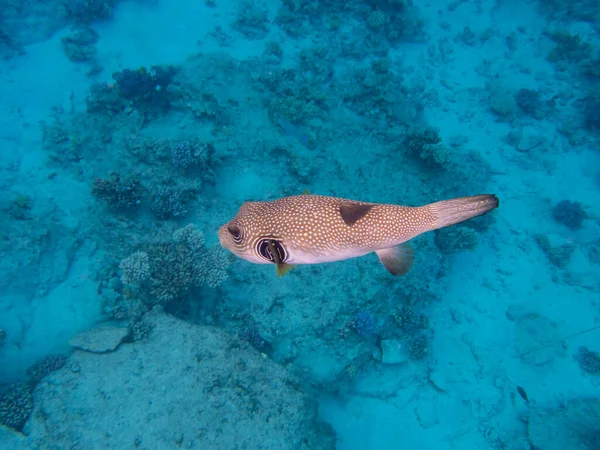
[218,193,499,276]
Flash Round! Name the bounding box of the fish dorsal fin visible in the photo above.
[375,243,414,276]
[301,189,311,195]
[276,263,294,278]
[339,202,373,226]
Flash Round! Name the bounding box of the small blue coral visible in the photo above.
[353,310,375,338]
[552,200,587,230]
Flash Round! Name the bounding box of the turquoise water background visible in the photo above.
[1,0,599,448]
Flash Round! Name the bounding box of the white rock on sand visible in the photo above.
[68,326,130,353]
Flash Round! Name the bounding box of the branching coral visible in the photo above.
[26,355,67,385]
[0,383,32,431]
[120,224,229,308]
[404,126,451,169]
[170,139,213,170]
[352,311,376,338]
[150,186,190,220]
[119,251,151,285]
[92,173,143,211]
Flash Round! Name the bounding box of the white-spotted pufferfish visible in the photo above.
[218,192,499,277]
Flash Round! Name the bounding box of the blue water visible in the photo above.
[1,0,600,448]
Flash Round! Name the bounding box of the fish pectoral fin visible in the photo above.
[275,263,295,278]
[376,243,414,276]
[339,202,374,226]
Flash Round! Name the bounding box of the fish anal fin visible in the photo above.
[376,243,414,276]
[340,202,373,226]
[276,263,295,278]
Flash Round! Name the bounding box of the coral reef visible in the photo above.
[6,194,32,220]
[434,227,480,254]
[515,88,543,119]
[241,327,270,353]
[552,200,587,230]
[65,0,119,23]
[26,355,67,385]
[92,173,143,212]
[404,126,450,169]
[170,139,214,171]
[0,352,65,431]
[130,318,152,342]
[149,186,190,220]
[119,224,229,309]
[584,96,600,131]
[233,0,269,39]
[407,334,429,361]
[575,346,600,375]
[0,383,32,431]
[535,234,575,269]
[352,310,376,338]
[87,65,177,118]
[547,31,593,65]
[393,306,430,334]
[119,251,150,286]
[61,26,98,62]
[113,66,176,104]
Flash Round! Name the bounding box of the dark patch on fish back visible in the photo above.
[340,202,374,226]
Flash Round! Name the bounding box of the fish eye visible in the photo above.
[257,239,287,263]
[257,239,273,261]
[227,225,243,242]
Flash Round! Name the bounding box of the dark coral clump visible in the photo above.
[241,328,272,354]
[7,194,33,220]
[534,234,575,269]
[171,140,213,170]
[575,346,600,375]
[88,65,177,115]
[403,126,450,169]
[407,335,429,361]
[150,186,190,220]
[515,88,542,118]
[353,310,376,338]
[393,306,429,335]
[131,318,152,341]
[144,243,199,307]
[61,26,98,62]
[171,140,196,169]
[112,65,176,107]
[65,0,118,23]
[434,226,479,254]
[27,355,67,385]
[584,97,600,131]
[92,173,143,211]
[0,382,33,431]
[552,199,587,230]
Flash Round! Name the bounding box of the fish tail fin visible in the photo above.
[427,194,499,230]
